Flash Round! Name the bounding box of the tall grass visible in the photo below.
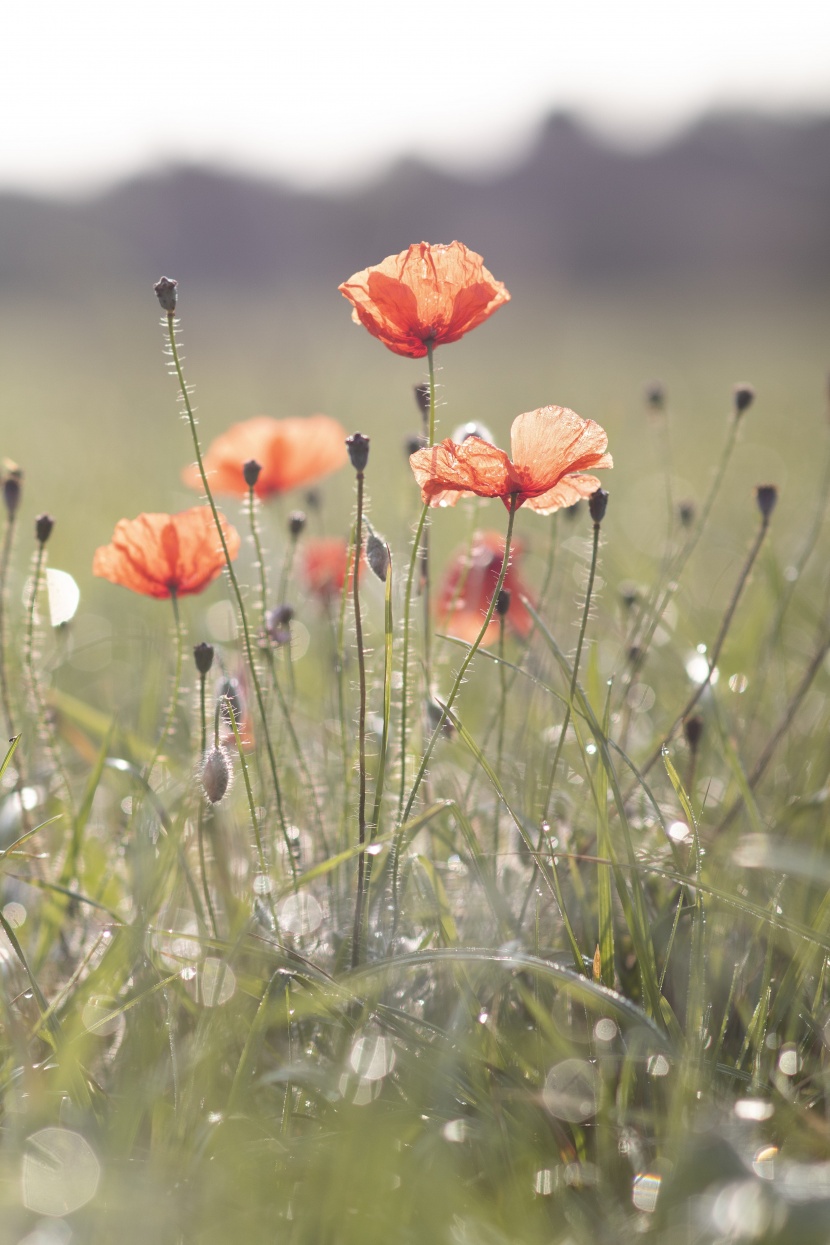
[0,271,828,1245]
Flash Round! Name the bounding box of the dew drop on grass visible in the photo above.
[543,1059,600,1122]
[777,1045,800,1076]
[668,821,692,844]
[533,1169,554,1195]
[442,1119,468,1143]
[3,902,25,928]
[728,673,749,693]
[585,742,597,755]
[647,1054,670,1078]
[594,1018,618,1043]
[349,1035,395,1082]
[21,1128,100,1216]
[279,893,322,937]
[735,1099,774,1121]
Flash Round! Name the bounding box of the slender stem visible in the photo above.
[402,495,519,824]
[145,591,183,784]
[640,507,772,779]
[397,502,430,822]
[492,613,508,867]
[224,696,281,941]
[196,673,218,938]
[163,312,293,873]
[421,343,436,702]
[248,485,269,629]
[351,470,368,968]
[24,542,74,815]
[0,508,18,738]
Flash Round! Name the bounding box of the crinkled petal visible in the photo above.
[410,437,517,506]
[93,508,239,598]
[183,415,347,498]
[509,407,611,496]
[524,474,606,516]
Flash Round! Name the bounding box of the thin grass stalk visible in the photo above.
[145,591,183,785]
[223,696,281,941]
[24,536,74,816]
[491,611,508,867]
[397,500,430,822]
[350,463,369,968]
[162,309,294,875]
[0,500,18,738]
[402,494,519,824]
[196,671,219,939]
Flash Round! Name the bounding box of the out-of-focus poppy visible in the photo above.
[302,537,362,603]
[93,507,239,598]
[183,414,348,499]
[338,241,510,359]
[410,405,612,514]
[439,532,534,647]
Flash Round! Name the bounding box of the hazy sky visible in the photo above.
[6,0,830,194]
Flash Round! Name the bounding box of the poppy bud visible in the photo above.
[193,642,214,674]
[366,530,390,582]
[346,433,370,473]
[678,500,696,528]
[154,276,178,313]
[645,382,665,411]
[201,745,231,804]
[413,382,430,417]
[452,420,494,445]
[3,469,22,519]
[266,604,294,645]
[755,484,778,521]
[35,513,54,545]
[216,677,244,728]
[733,383,755,416]
[243,459,262,489]
[495,588,511,617]
[589,488,609,525]
[304,488,321,511]
[683,714,704,753]
[288,510,306,538]
[405,433,427,459]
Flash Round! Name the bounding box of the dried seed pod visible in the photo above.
[154,276,178,313]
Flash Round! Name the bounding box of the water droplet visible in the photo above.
[442,1119,468,1143]
[594,1018,617,1043]
[728,673,749,694]
[777,1045,800,1076]
[735,1099,774,1121]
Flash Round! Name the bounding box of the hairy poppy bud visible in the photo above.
[216,677,244,729]
[405,433,427,459]
[3,469,22,519]
[243,459,262,489]
[266,604,294,645]
[589,488,609,525]
[755,484,778,521]
[413,382,430,417]
[366,529,390,582]
[733,383,755,415]
[495,588,511,617]
[35,513,54,545]
[683,714,704,753]
[346,433,370,473]
[645,382,665,411]
[452,420,494,445]
[154,276,178,313]
[678,500,696,528]
[201,745,230,804]
[193,642,214,675]
[288,510,306,538]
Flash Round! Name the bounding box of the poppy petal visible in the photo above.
[410,437,516,506]
[509,407,611,495]
[184,415,348,498]
[524,474,606,516]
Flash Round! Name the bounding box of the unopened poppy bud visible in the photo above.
[755,484,778,521]
[683,714,704,753]
[366,530,390,582]
[288,510,306,538]
[243,459,262,489]
[193,642,214,674]
[405,433,427,458]
[495,588,511,617]
[452,420,494,445]
[154,276,178,313]
[733,383,755,416]
[3,469,22,519]
[678,500,696,528]
[216,677,244,728]
[589,488,609,525]
[266,604,294,645]
[346,433,370,472]
[201,745,231,804]
[645,382,666,411]
[413,382,430,417]
[35,513,54,545]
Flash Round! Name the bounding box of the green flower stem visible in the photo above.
[0,505,18,739]
[397,501,430,823]
[351,467,368,968]
[491,612,508,866]
[196,672,218,939]
[145,591,183,785]
[25,541,74,816]
[224,696,282,942]
[402,494,519,824]
[163,312,294,878]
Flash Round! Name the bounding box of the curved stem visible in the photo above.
[163,312,293,876]
[351,470,368,967]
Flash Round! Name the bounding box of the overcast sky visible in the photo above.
[6,0,830,195]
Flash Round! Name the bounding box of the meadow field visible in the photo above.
[0,249,829,1245]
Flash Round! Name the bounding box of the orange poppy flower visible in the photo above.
[409,405,612,514]
[338,241,510,359]
[302,537,362,603]
[183,414,348,499]
[93,507,239,599]
[439,532,534,647]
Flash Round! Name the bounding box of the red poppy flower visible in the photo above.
[93,507,239,598]
[409,405,612,513]
[338,241,510,359]
[439,532,534,647]
[301,537,362,603]
[183,414,348,499]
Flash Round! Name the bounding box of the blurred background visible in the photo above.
[2,0,829,627]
